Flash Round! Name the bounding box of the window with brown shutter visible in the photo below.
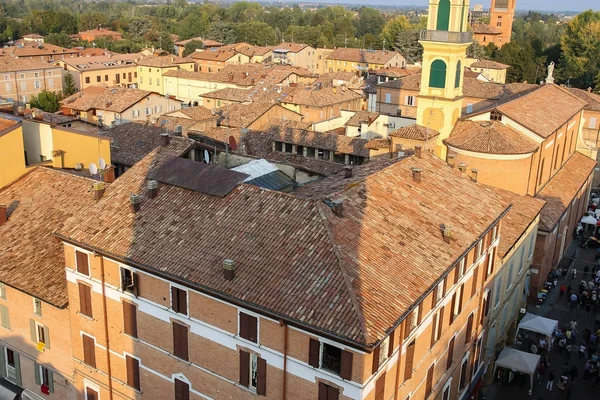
[372,345,380,374]
[78,283,92,318]
[430,313,438,349]
[454,266,460,284]
[403,340,415,381]
[459,357,469,389]
[417,302,423,324]
[340,350,353,381]
[458,284,464,314]
[85,388,99,400]
[239,312,258,343]
[388,331,395,358]
[465,313,474,344]
[471,266,479,297]
[239,350,250,387]
[82,334,96,368]
[446,337,455,370]
[174,379,189,400]
[123,302,138,338]
[309,338,320,368]
[480,297,488,325]
[375,372,386,400]
[318,382,340,400]
[76,251,89,275]
[450,293,457,324]
[425,364,434,395]
[431,286,438,308]
[257,357,267,396]
[172,322,188,361]
[126,355,140,391]
[437,306,444,340]
[171,287,187,315]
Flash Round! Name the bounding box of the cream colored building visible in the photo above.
[55,53,140,90]
[272,43,318,73]
[466,59,510,83]
[0,59,64,107]
[136,56,195,95]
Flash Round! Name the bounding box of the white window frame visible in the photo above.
[19,73,25,79]
[476,240,483,260]
[442,377,453,400]
[458,351,470,393]
[492,225,498,241]
[34,321,46,345]
[0,283,6,301]
[169,284,189,316]
[38,364,51,387]
[410,304,419,331]
[405,95,414,106]
[248,352,258,391]
[5,347,17,383]
[459,258,466,277]
[453,285,463,317]
[34,80,41,89]
[33,298,42,317]
[385,93,392,104]
[5,82,11,92]
[84,379,100,400]
[34,72,39,78]
[436,280,444,304]
[237,309,260,344]
[3,75,9,81]
[379,336,390,365]
[590,117,597,129]
[487,249,494,277]
[74,249,91,277]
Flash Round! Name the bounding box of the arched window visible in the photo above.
[437,0,451,31]
[429,60,447,89]
[460,0,467,31]
[455,60,462,88]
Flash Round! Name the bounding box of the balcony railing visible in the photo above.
[419,30,473,44]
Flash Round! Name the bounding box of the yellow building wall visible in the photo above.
[470,67,507,84]
[138,63,194,95]
[0,125,28,189]
[50,128,111,169]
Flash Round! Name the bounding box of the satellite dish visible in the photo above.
[229,136,238,151]
[89,163,98,175]
[98,158,107,169]
[203,150,210,164]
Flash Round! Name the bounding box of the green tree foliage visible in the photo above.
[205,21,237,45]
[486,42,547,83]
[45,32,72,48]
[356,7,385,38]
[381,16,412,48]
[234,22,277,46]
[63,73,77,97]
[559,10,600,89]
[182,40,203,57]
[393,30,423,64]
[30,90,62,113]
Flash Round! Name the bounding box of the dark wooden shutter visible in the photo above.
[178,289,187,315]
[327,386,339,400]
[403,340,415,381]
[257,357,267,396]
[458,284,464,314]
[417,303,423,324]
[85,388,98,400]
[173,322,188,361]
[375,372,386,400]
[318,383,328,400]
[388,331,395,358]
[480,297,487,324]
[82,335,96,368]
[340,350,353,380]
[432,286,438,308]
[126,355,140,390]
[171,287,179,313]
[372,345,380,374]
[471,266,479,297]
[446,337,455,370]
[123,302,138,338]
[454,266,459,284]
[465,313,474,344]
[430,313,438,348]
[174,379,189,400]
[240,313,258,343]
[76,251,89,275]
[239,350,250,387]
[425,364,434,395]
[438,306,444,340]
[450,293,457,324]
[79,283,92,317]
[308,338,320,367]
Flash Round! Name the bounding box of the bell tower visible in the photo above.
[490,0,516,47]
[417,0,472,159]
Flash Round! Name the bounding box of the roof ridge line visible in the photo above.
[316,202,370,345]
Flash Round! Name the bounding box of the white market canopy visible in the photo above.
[516,313,558,337]
[581,215,598,225]
[493,347,541,393]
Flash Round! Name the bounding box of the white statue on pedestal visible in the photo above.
[546,61,555,84]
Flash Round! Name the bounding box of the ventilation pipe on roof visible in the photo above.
[396,144,404,158]
[344,166,353,179]
[0,205,7,226]
[443,225,453,244]
[332,200,344,217]
[414,145,422,158]
[223,259,235,281]
[160,133,170,147]
[103,165,115,183]
[411,167,422,183]
[92,182,106,201]
[447,154,456,168]
[458,162,468,173]
[147,180,158,199]
[471,168,479,182]
[130,193,142,213]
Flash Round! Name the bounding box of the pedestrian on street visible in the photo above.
[566,343,572,361]
[579,344,586,359]
[560,284,566,297]
[584,360,592,383]
[570,293,578,310]
[546,370,555,391]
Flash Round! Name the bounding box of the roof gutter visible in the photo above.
[54,234,371,352]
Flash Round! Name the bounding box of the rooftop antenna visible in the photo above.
[89,162,98,176]
[98,158,107,169]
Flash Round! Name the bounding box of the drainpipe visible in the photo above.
[95,253,114,400]
[14,71,19,114]
[280,319,288,400]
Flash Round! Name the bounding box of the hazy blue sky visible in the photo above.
[297,0,595,12]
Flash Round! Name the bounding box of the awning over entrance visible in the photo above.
[516,312,558,338]
[0,378,23,400]
[492,347,541,394]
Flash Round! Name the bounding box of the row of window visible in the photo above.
[84,72,137,85]
[273,141,365,165]
[0,345,54,393]
[3,72,53,80]
[3,79,54,92]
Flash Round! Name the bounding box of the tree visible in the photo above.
[45,32,72,48]
[381,16,412,49]
[30,90,62,112]
[183,40,203,57]
[559,10,600,89]
[63,73,77,97]
[467,41,486,59]
[356,7,384,38]
[393,30,423,64]
[205,21,237,44]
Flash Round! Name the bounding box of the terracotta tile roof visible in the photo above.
[57,148,509,346]
[0,168,96,307]
[445,120,539,154]
[567,88,600,112]
[61,53,140,71]
[535,152,596,232]
[174,37,224,47]
[494,84,588,138]
[136,55,194,68]
[365,138,391,150]
[104,121,195,166]
[370,66,418,78]
[164,64,308,87]
[78,28,121,37]
[236,45,275,57]
[60,87,158,113]
[327,48,403,65]
[377,74,421,90]
[470,60,511,70]
[0,58,63,73]
[0,116,20,135]
[346,110,380,127]
[313,72,363,88]
[273,42,310,53]
[2,42,80,58]
[259,118,313,131]
[473,24,502,34]
[282,85,361,107]
[389,124,440,140]
[462,79,537,100]
[215,101,297,129]
[492,188,545,259]
[189,48,238,62]
[189,126,243,146]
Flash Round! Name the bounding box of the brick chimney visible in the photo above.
[471,168,479,182]
[414,145,422,158]
[223,259,235,281]
[411,167,422,182]
[332,200,344,217]
[442,226,453,244]
[147,180,158,199]
[92,182,105,200]
[458,162,467,173]
[447,154,456,168]
[344,166,353,179]
[130,194,142,213]
[103,165,115,183]
[160,133,170,147]
[0,205,7,226]
[396,144,404,158]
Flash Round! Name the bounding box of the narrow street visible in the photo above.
[486,241,600,400]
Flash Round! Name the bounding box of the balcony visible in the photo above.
[419,30,473,44]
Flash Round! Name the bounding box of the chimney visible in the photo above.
[0,205,7,226]
[442,225,453,244]
[395,144,404,158]
[447,154,456,168]
[344,166,353,178]
[103,165,115,183]
[332,200,344,217]
[130,194,142,213]
[588,87,593,93]
[147,180,158,198]
[160,133,170,147]
[471,168,479,182]
[458,162,467,173]
[414,145,422,158]
[333,86,337,94]
[223,259,235,281]
[411,167,422,182]
[92,182,105,200]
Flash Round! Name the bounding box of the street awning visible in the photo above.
[516,312,558,337]
[0,378,23,400]
[492,347,541,393]
[581,215,597,225]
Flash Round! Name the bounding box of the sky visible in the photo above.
[291,0,596,12]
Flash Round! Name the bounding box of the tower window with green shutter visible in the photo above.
[437,0,451,31]
[455,60,462,88]
[429,60,448,89]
